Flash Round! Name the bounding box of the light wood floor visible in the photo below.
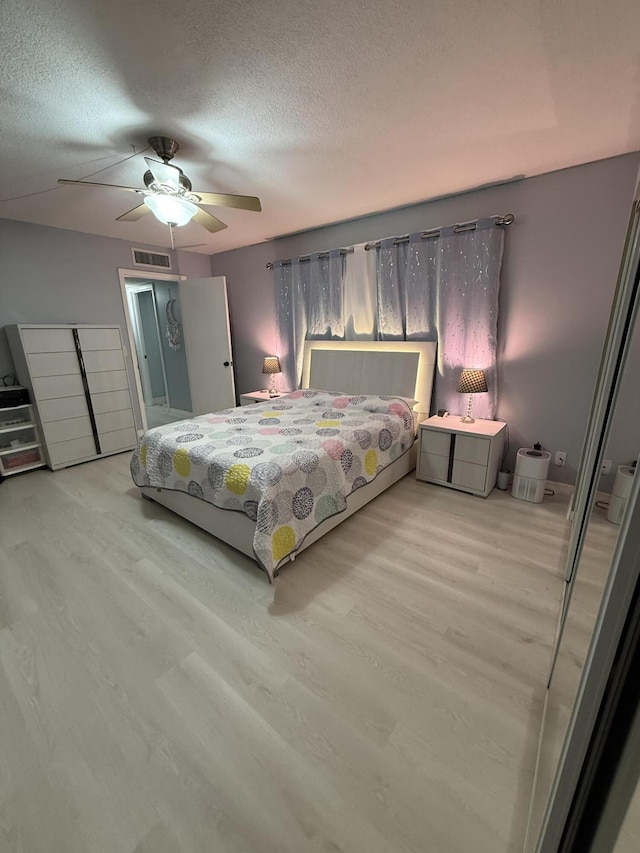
[0,454,586,852]
[145,405,190,429]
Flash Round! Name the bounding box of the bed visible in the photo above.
[132,341,437,580]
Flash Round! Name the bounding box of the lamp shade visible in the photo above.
[144,194,198,226]
[262,356,281,375]
[456,368,488,394]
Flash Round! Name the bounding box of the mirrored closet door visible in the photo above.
[525,179,640,852]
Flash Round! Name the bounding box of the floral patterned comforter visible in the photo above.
[130,390,416,580]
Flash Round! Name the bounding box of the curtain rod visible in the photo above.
[266,213,514,269]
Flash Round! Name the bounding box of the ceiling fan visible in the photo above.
[58,136,262,238]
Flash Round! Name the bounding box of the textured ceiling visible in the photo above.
[2,0,640,254]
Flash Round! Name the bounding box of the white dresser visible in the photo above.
[6,324,138,470]
[416,415,506,497]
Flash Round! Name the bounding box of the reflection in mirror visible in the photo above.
[125,277,194,429]
[525,500,619,848]
[525,302,640,851]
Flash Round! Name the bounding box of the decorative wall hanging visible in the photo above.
[166,291,182,351]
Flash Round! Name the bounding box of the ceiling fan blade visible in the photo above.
[58,179,143,194]
[192,191,262,212]
[192,207,228,233]
[144,157,180,192]
[116,203,150,222]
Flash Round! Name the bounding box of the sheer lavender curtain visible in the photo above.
[343,244,377,339]
[273,260,298,393]
[376,238,408,339]
[375,218,504,417]
[275,250,344,390]
[434,221,502,418]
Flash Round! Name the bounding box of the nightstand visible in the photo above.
[416,416,506,497]
[239,390,290,406]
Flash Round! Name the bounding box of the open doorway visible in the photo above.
[123,276,193,429]
[119,268,236,432]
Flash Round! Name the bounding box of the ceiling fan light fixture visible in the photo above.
[144,194,197,226]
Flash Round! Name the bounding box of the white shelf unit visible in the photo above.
[0,402,46,476]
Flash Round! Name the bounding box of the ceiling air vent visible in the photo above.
[132,248,172,270]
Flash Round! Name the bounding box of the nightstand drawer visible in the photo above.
[456,435,490,466]
[452,459,487,493]
[419,451,449,482]
[421,429,451,457]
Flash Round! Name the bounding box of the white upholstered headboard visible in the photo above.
[301,341,437,415]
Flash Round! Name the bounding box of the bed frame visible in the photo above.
[140,341,437,576]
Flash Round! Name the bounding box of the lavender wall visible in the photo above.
[211,153,640,485]
[0,220,210,429]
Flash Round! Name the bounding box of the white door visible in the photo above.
[178,276,236,414]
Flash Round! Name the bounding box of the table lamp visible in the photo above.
[262,356,281,396]
[456,368,487,423]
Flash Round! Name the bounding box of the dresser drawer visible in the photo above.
[27,351,79,378]
[87,370,129,394]
[21,328,75,353]
[95,409,134,434]
[91,389,132,415]
[38,395,90,422]
[99,427,137,454]
[77,327,122,351]
[33,373,85,400]
[83,349,125,373]
[44,416,93,444]
[48,436,98,467]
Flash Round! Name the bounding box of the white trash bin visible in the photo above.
[606,465,635,524]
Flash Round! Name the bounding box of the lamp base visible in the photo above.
[460,393,475,423]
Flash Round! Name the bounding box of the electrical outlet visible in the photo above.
[601,459,612,476]
[555,451,566,467]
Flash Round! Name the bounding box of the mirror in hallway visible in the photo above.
[125,278,193,428]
